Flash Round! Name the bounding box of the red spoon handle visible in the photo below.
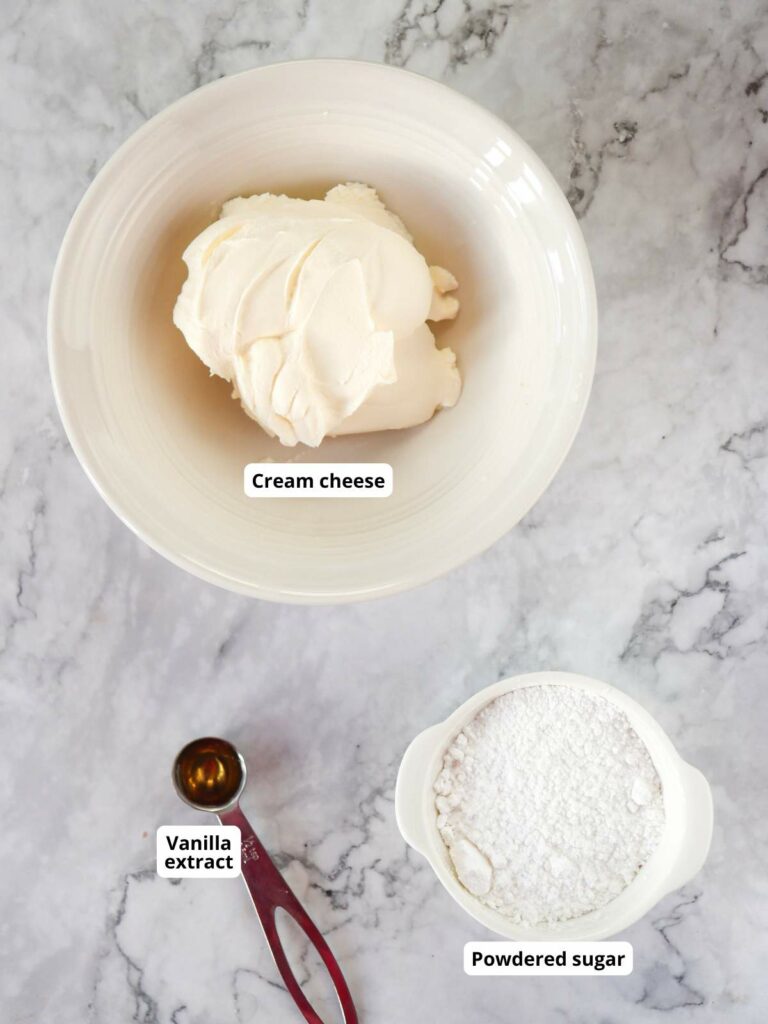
[220,805,358,1024]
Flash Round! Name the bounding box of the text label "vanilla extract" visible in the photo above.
[156,826,241,878]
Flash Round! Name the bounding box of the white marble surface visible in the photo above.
[2,1,768,1021]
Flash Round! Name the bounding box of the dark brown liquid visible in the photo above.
[174,737,243,808]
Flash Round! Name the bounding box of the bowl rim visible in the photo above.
[47,58,598,603]
[395,670,713,940]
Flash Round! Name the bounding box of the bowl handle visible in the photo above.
[665,761,714,893]
[395,724,444,857]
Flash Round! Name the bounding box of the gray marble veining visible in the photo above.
[2,1,767,1021]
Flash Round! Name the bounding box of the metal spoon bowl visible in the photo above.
[173,736,246,811]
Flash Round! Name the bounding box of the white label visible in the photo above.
[464,941,633,976]
[243,463,392,498]
[157,826,241,878]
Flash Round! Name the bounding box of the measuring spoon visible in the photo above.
[172,737,358,1024]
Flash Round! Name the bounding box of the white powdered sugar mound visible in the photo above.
[434,685,665,926]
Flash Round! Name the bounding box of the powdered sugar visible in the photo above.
[434,685,665,926]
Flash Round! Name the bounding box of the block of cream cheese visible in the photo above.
[173,184,461,447]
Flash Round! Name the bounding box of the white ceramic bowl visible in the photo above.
[396,671,713,940]
[48,60,597,603]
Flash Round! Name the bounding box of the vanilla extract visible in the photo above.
[173,736,244,810]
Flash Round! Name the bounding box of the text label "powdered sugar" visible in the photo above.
[465,941,633,976]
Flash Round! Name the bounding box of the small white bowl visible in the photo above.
[48,60,596,603]
[395,671,713,940]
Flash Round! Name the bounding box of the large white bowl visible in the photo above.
[396,672,713,940]
[48,60,597,603]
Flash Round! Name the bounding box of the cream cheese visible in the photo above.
[173,184,460,447]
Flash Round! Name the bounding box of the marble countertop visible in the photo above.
[3,1,767,1021]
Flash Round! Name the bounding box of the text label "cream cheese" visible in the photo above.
[244,463,393,497]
